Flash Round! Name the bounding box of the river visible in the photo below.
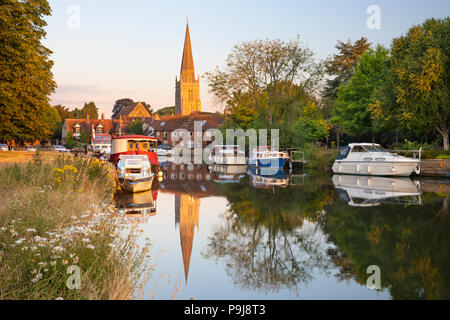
[114,163,449,300]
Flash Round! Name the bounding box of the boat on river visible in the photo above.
[332,143,421,177]
[116,155,154,193]
[110,135,159,170]
[209,145,247,165]
[332,174,422,207]
[248,146,289,169]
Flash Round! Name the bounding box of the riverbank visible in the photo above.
[0,155,149,299]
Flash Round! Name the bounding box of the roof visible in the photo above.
[114,135,157,141]
[348,143,382,147]
[143,112,224,134]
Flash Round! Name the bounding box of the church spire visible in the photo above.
[180,19,195,81]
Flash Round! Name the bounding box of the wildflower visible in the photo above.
[15,238,26,245]
[25,228,36,233]
[62,259,68,265]
[50,261,57,266]
[86,244,95,250]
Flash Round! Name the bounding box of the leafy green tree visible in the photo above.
[53,105,74,122]
[112,98,135,119]
[65,132,78,149]
[388,18,449,150]
[156,106,175,117]
[42,106,61,142]
[205,36,324,127]
[332,45,390,140]
[127,119,144,135]
[0,0,57,142]
[322,38,371,147]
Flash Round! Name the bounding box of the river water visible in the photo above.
[114,163,449,300]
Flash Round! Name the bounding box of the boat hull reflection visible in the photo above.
[114,190,157,223]
[332,174,422,207]
[248,168,289,189]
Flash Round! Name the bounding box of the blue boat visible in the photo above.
[248,146,289,169]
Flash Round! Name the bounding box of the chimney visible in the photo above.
[101,113,105,120]
[86,112,90,122]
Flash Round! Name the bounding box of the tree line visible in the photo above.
[206,18,449,150]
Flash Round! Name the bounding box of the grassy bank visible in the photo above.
[0,155,149,300]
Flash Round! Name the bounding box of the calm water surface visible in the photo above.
[114,163,449,300]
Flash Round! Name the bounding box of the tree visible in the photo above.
[322,37,371,147]
[389,18,449,150]
[0,0,57,142]
[127,119,143,135]
[81,101,98,119]
[43,106,61,141]
[156,106,175,117]
[112,98,135,119]
[53,105,74,122]
[205,36,324,127]
[332,45,390,139]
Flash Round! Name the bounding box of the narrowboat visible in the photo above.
[332,143,421,177]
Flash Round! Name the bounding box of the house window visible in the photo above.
[74,125,80,134]
[96,125,103,134]
[157,132,160,136]
[173,132,177,137]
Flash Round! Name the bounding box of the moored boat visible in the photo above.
[209,145,247,165]
[248,146,289,169]
[116,155,154,193]
[332,143,421,177]
[110,135,159,170]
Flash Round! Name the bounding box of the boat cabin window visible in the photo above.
[363,145,386,152]
[336,146,351,160]
[351,146,367,153]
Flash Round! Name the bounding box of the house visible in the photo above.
[143,112,224,148]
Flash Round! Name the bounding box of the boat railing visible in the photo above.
[387,148,422,161]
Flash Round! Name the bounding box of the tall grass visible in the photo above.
[0,155,150,300]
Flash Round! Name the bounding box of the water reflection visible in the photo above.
[332,174,422,207]
[247,167,289,189]
[114,190,157,224]
[114,162,450,299]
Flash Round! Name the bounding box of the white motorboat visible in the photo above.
[332,143,421,177]
[116,155,154,193]
[209,145,247,165]
[332,174,422,207]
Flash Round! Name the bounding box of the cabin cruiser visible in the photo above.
[333,174,422,207]
[332,143,421,177]
[209,145,247,165]
[116,155,154,193]
[248,146,289,169]
[248,167,289,189]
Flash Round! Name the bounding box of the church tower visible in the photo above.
[175,19,201,116]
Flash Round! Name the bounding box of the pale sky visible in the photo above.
[44,0,450,118]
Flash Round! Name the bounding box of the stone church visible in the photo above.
[175,20,201,116]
